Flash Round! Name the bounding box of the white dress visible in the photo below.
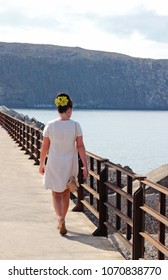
[43,118,83,192]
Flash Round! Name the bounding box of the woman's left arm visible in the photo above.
[76,136,88,179]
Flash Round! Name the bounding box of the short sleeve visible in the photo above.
[43,123,50,137]
[75,122,83,137]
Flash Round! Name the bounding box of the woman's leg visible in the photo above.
[52,191,62,221]
[62,189,70,219]
[52,189,70,234]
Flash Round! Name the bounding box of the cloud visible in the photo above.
[0,3,85,33]
[0,0,168,58]
[0,2,167,43]
[0,9,60,30]
[96,8,168,43]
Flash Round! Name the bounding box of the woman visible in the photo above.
[39,93,88,235]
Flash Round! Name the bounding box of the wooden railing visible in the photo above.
[0,111,42,164]
[133,179,168,260]
[0,110,167,260]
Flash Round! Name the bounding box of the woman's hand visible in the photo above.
[39,163,45,175]
[83,166,88,179]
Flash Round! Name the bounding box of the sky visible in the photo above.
[0,0,168,59]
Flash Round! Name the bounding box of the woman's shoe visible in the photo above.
[59,220,67,235]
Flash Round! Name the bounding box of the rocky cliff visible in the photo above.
[0,42,168,109]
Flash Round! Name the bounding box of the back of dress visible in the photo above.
[43,119,82,192]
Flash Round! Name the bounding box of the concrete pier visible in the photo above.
[0,127,124,260]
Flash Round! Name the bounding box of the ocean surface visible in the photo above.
[15,109,168,174]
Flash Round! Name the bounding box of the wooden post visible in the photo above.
[93,167,108,237]
[127,175,133,240]
[116,170,121,230]
[72,156,84,212]
[158,192,165,260]
[133,185,144,259]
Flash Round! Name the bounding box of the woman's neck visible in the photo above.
[59,112,70,120]
[58,108,72,120]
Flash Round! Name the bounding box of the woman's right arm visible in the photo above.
[39,137,50,175]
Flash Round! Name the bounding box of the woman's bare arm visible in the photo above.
[76,136,88,179]
[39,137,50,175]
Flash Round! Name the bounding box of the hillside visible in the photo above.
[0,42,168,109]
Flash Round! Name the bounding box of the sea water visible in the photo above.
[15,109,168,174]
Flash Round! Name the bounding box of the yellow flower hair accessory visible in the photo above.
[55,96,69,107]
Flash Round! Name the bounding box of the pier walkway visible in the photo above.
[0,127,124,260]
